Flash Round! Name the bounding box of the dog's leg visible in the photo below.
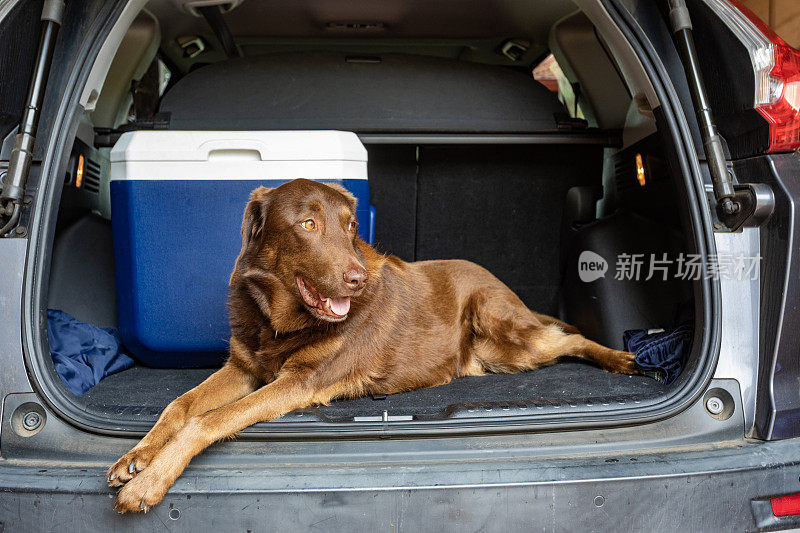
[470,293,636,375]
[113,369,336,513]
[530,312,581,335]
[107,354,259,487]
[527,323,637,374]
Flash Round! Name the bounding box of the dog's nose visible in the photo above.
[343,267,367,291]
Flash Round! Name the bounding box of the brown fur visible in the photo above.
[109,178,636,512]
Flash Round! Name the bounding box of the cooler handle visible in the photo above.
[199,139,269,160]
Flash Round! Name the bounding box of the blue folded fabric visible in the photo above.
[47,309,134,396]
[624,321,694,385]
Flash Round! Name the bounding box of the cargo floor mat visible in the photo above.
[80,361,666,423]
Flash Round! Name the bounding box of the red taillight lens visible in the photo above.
[771,493,800,517]
[725,0,800,152]
[758,44,800,152]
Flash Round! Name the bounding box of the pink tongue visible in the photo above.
[328,297,351,316]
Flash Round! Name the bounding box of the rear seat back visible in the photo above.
[159,52,564,132]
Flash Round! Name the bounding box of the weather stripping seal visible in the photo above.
[20,0,721,439]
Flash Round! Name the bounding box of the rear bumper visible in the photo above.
[1,437,799,531]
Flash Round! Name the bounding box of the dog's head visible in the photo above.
[237,179,368,325]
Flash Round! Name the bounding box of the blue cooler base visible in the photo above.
[111,179,374,368]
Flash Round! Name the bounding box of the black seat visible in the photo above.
[159,52,564,133]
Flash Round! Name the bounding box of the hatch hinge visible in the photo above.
[708,182,774,232]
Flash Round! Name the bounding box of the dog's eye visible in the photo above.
[348,221,357,232]
[301,219,316,230]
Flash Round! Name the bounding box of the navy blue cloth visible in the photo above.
[47,309,134,396]
[624,321,693,385]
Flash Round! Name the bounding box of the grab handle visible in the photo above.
[198,139,269,160]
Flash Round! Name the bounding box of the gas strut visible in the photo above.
[665,0,773,231]
[665,0,741,215]
[0,0,65,235]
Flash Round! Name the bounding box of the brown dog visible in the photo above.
[109,178,636,512]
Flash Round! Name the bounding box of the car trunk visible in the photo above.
[38,1,708,434]
[48,136,692,430]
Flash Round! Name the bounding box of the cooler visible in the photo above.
[109,130,374,367]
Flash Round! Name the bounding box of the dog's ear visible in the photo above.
[241,187,274,248]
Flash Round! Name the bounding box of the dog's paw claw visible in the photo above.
[107,446,158,487]
[114,472,168,514]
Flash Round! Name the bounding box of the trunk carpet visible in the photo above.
[80,361,666,423]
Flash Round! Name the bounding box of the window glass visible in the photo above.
[533,53,585,120]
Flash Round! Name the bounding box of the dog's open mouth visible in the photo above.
[296,276,351,320]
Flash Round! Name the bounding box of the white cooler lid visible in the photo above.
[110,130,367,164]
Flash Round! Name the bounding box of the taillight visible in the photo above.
[771,493,800,517]
[706,0,800,152]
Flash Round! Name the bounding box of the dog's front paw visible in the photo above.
[114,469,170,513]
[107,445,159,487]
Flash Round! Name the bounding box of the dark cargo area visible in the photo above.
[49,137,692,425]
[41,4,700,428]
[370,144,603,313]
